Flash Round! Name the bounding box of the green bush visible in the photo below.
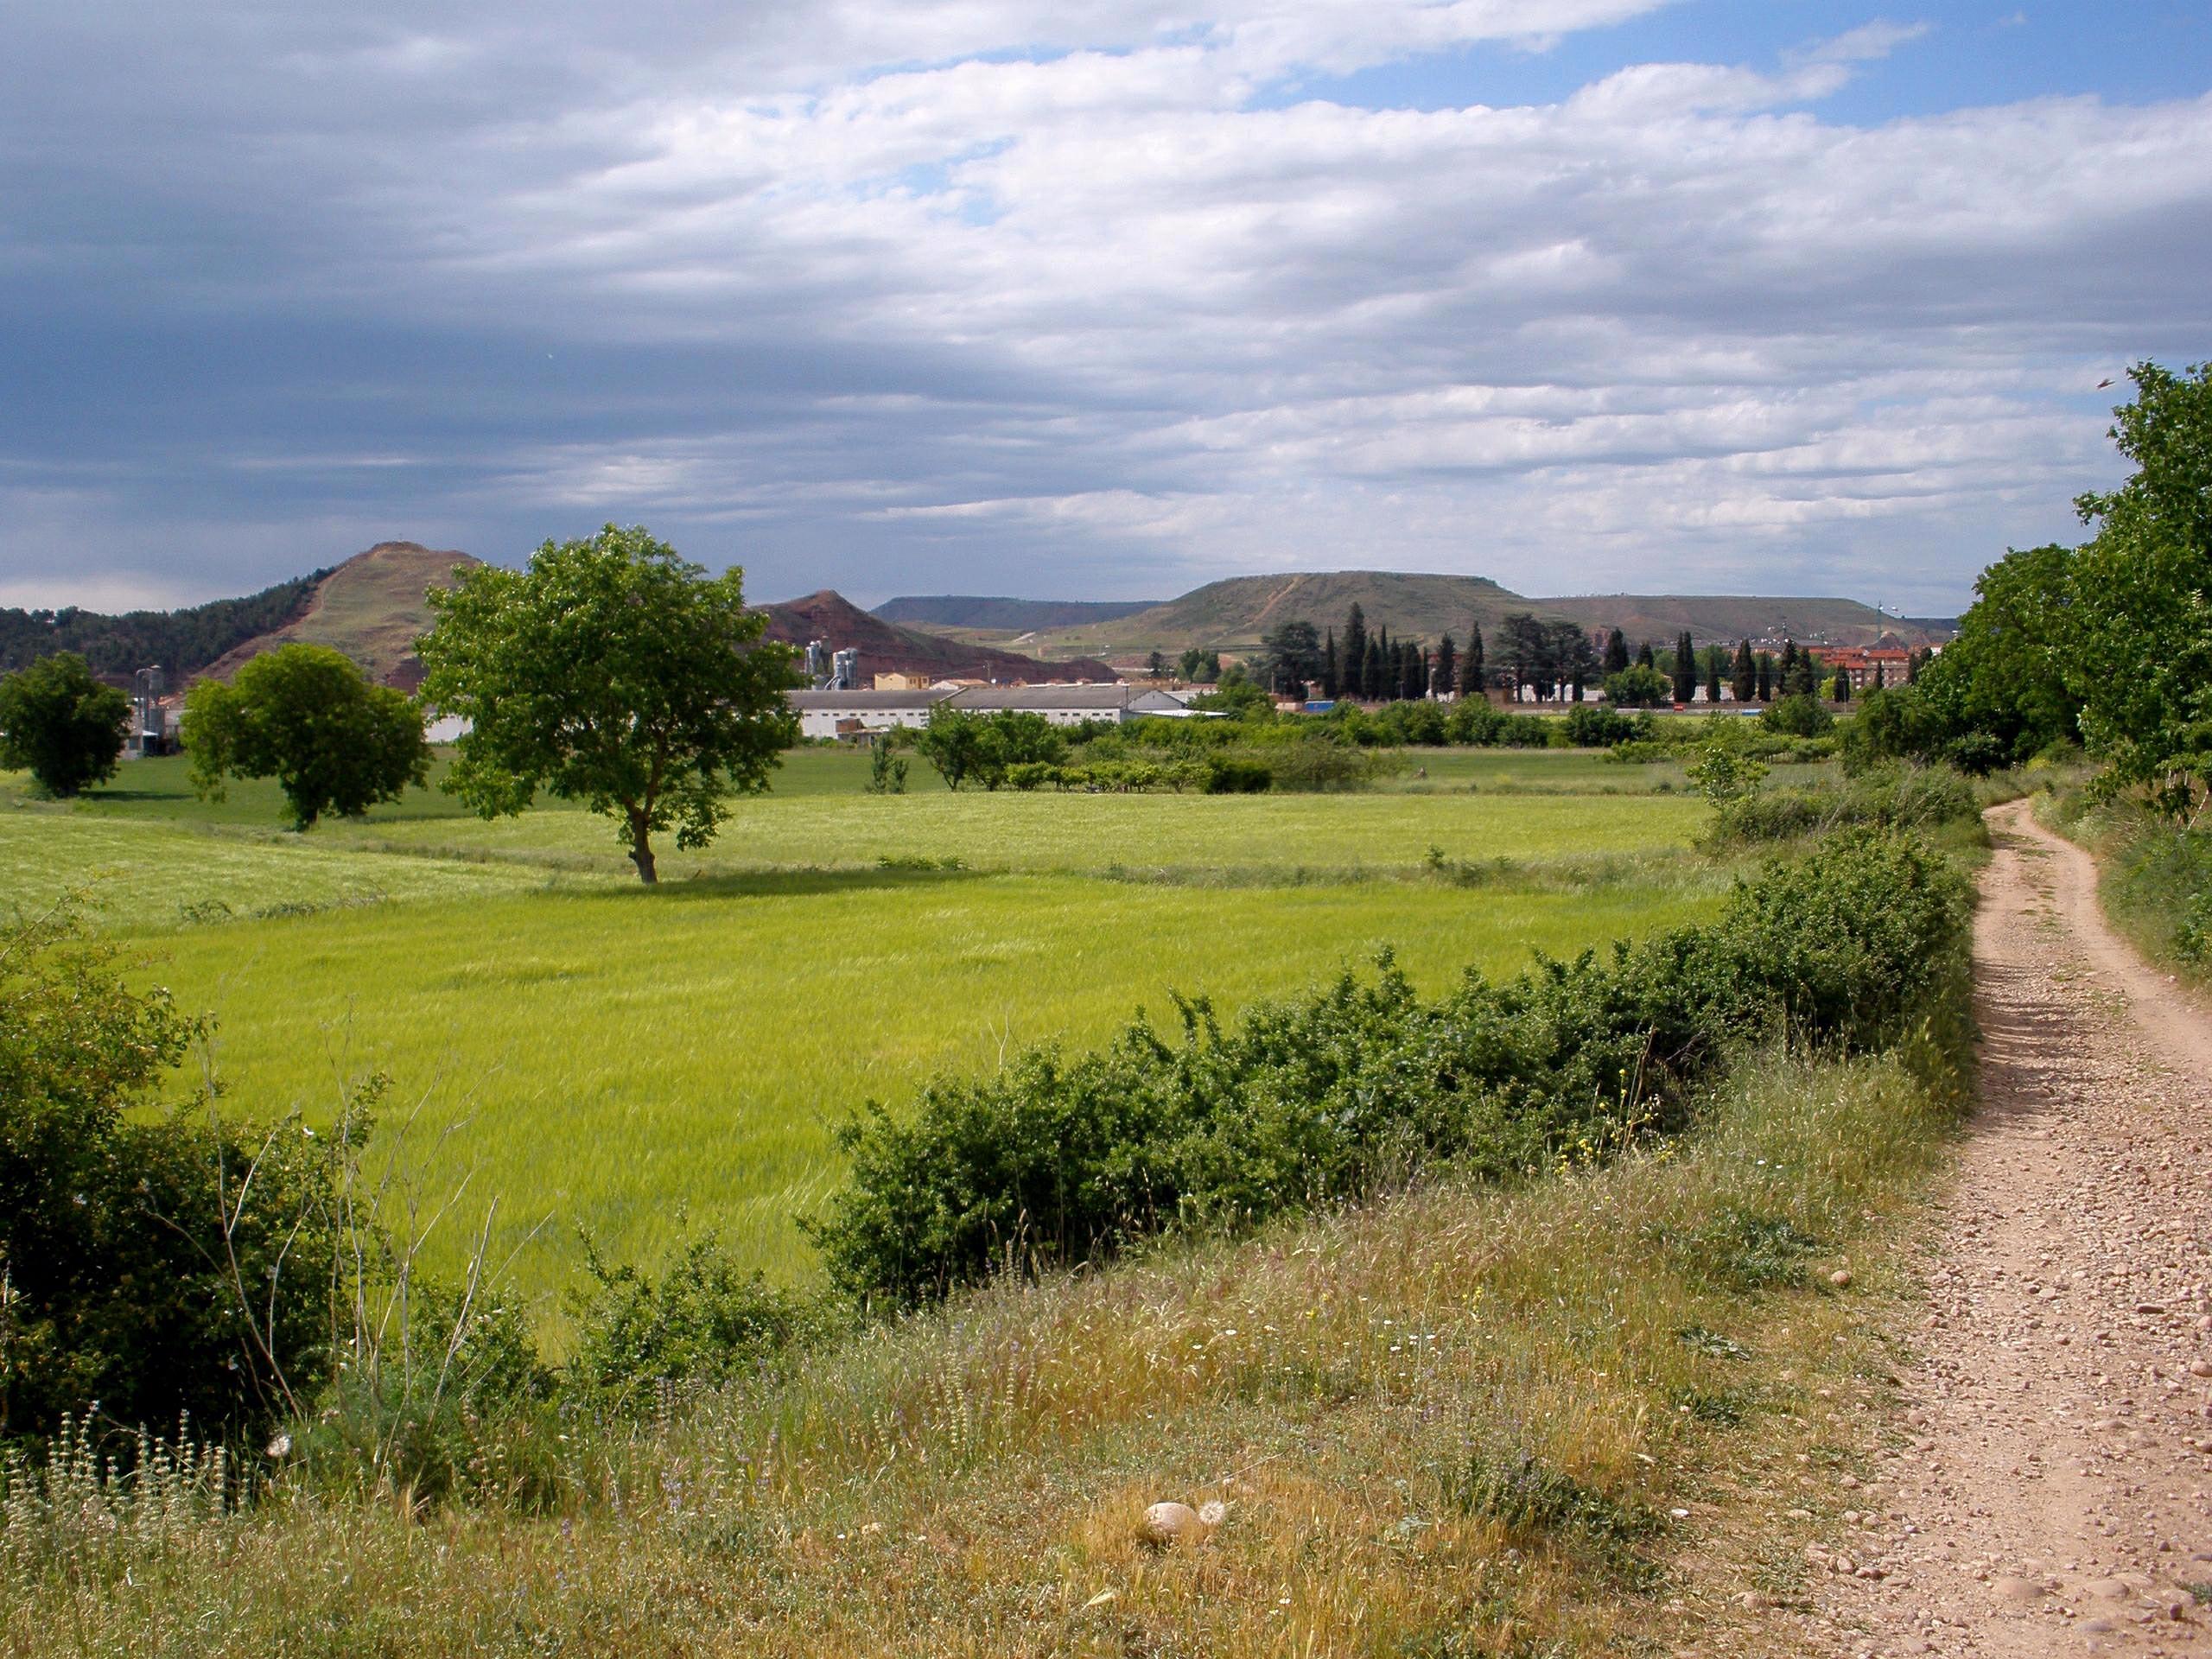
[1707,763,1977,845]
[1563,705,1643,747]
[564,1233,825,1416]
[1204,756,1274,793]
[1762,693,1834,738]
[1,906,347,1447]
[2177,892,2212,966]
[811,830,1970,1307]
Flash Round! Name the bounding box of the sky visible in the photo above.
[2,3,2207,614]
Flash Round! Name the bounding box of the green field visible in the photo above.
[9,746,1730,1325]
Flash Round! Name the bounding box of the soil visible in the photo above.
[1802,798,2212,1656]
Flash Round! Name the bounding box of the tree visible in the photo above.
[1604,663,1672,708]
[1702,646,1724,706]
[1259,619,1324,697]
[1830,668,1852,702]
[1192,663,1272,717]
[1464,624,1485,695]
[2062,364,2212,818]
[1756,652,1775,702]
[1497,613,1548,702]
[1731,639,1757,705]
[1546,620,1598,702]
[1145,650,1166,679]
[1176,647,1221,683]
[1635,640,1656,671]
[185,644,428,830]
[1672,631,1698,705]
[1342,605,1369,700]
[0,651,128,798]
[1433,633,1457,699]
[1603,628,1630,675]
[1321,628,1338,699]
[1763,692,1833,737]
[416,524,795,883]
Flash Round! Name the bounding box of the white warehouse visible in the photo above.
[786,683,1188,740]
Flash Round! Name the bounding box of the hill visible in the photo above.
[1533,594,1944,651]
[0,571,328,682]
[760,590,1116,683]
[971,571,1953,661]
[201,542,480,690]
[871,595,1161,631]
[1014,570,1539,660]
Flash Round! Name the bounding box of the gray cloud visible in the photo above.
[1,3,2205,612]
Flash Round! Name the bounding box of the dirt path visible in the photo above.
[1808,798,2212,1656]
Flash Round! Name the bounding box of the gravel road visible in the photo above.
[1806,798,2212,1656]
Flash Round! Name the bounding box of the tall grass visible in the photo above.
[0,1044,1959,1656]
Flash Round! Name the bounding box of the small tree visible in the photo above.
[1687,721,1770,807]
[1672,631,1699,704]
[416,524,795,883]
[186,644,428,830]
[865,734,908,794]
[1433,633,1457,698]
[1464,623,1485,695]
[1145,650,1166,679]
[1603,628,1630,675]
[914,706,989,790]
[1604,663,1673,708]
[0,652,129,798]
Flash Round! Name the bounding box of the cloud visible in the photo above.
[0,3,2203,612]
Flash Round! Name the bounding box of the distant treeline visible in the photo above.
[0,571,327,682]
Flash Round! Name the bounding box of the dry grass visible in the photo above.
[1,1044,1958,1656]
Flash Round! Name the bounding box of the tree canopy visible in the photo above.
[184,644,428,829]
[416,525,796,883]
[0,651,128,798]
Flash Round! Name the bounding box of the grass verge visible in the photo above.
[0,1039,1961,1657]
[2037,787,2212,990]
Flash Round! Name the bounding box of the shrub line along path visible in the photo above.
[1801,799,2212,1657]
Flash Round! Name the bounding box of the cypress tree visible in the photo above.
[1604,627,1630,674]
[1673,631,1698,704]
[1343,605,1367,698]
[1434,633,1457,698]
[1322,628,1338,700]
[1831,667,1852,702]
[1779,639,1799,693]
[1465,624,1484,695]
[1363,635,1383,702]
[1872,661,1886,691]
[1731,639,1756,703]
[1635,639,1655,671]
[1756,652,1774,702]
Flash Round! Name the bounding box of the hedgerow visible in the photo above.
[810,828,1969,1306]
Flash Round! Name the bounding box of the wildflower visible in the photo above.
[265,1432,292,1459]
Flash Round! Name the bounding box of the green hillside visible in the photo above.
[1534,593,1942,651]
[1021,570,1541,659]
[998,571,1950,661]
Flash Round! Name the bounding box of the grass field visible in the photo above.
[9,745,1731,1320]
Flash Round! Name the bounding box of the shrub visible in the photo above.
[1762,693,1834,738]
[1204,756,1273,793]
[1707,763,1977,845]
[565,1234,824,1416]
[1563,705,1641,747]
[811,830,1970,1306]
[2178,892,2212,966]
[1,905,346,1446]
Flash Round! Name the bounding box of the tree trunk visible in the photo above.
[628,814,657,884]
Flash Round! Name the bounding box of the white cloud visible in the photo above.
[0,2,2202,610]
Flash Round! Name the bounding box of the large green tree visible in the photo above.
[185,644,429,829]
[1913,541,2082,761]
[416,525,796,883]
[2061,363,2212,819]
[0,651,129,798]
